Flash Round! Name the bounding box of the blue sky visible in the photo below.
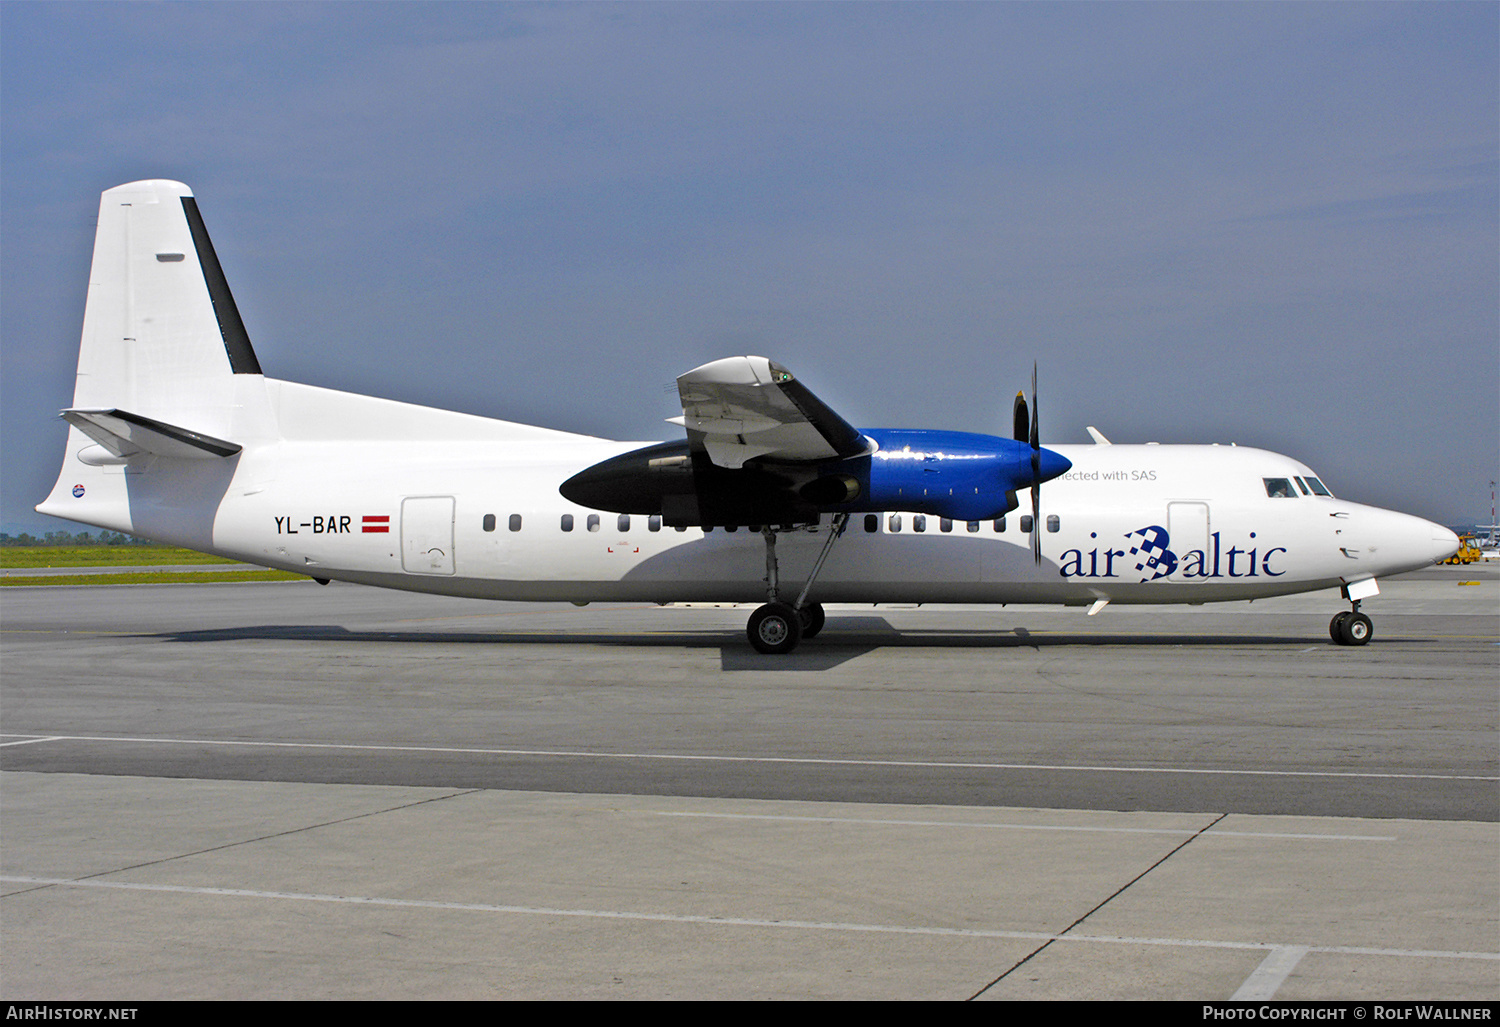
[3,1,1495,533]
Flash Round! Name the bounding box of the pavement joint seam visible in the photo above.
[965,811,1229,1000]
[7,789,484,891]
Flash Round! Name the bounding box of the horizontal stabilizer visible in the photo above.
[61,408,241,460]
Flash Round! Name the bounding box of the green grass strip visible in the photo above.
[2,570,310,587]
[1,546,240,568]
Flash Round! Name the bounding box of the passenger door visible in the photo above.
[1167,502,1209,582]
[402,495,455,575]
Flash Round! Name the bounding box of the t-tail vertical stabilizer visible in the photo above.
[37,180,274,543]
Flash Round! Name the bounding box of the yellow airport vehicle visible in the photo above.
[1441,536,1483,564]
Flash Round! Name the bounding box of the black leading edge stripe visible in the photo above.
[775,377,867,458]
[101,409,242,457]
[180,196,263,375]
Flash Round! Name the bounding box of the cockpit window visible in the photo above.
[1263,478,1296,498]
[1293,476,1311,496]
[1304,476,1332,497]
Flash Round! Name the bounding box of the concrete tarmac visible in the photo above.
[2,565,1496,999]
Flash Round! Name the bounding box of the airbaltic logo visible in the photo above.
[1060,525,1287,581]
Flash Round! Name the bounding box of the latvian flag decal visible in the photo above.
[362,515,390,534]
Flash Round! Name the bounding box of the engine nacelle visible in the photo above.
[559,429,1071,527]
[827,428,1069,522]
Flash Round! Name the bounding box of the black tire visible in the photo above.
[798,602,826,639]
[748,602,803,655]
[1339,612,1373,646]
[1329,612,1351,644]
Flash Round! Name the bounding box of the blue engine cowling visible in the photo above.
[816,428,1072,522]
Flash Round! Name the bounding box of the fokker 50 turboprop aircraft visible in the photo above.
[39,181,1460,653]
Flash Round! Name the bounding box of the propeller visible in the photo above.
[1011,364,1043,565]
[1029,363,1042,563]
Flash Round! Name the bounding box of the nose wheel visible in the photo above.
[1329,605,1373,646]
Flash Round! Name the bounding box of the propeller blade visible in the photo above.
[1030,362,1042,564]
[1032,469,1042,564]
[1029,363,1039,450]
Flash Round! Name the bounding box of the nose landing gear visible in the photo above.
[1329,604,1373,646]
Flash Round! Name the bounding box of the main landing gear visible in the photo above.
[1329,603,1373,646]
[748,513,846,654]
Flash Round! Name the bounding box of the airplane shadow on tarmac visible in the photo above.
[155,616,1346,672]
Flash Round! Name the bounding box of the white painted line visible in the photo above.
[5,876,1494,964]
[1068,931,1498,961]
[641,810,1397,842]
[7,733,1494,782]
[1232,945,1310,1000]
[0,736,63,748]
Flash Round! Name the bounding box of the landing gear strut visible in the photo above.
[747,514,846,654]
[1329,603,1373,646]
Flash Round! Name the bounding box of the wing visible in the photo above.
[673,356,869,469]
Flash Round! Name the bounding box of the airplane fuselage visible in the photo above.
[47,387,1452,608]
[38,180,1460,653]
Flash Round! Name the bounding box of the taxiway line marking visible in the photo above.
[1232,945,1311,1000]
[641,810,1396,841]
[0,736,63,748]
[1,733,1493,782]
[3,876,1494,964]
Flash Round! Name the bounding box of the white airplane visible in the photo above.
[38,180,1460,653]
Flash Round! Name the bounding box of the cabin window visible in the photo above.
[618,514,631,532]
[940,518,953,533]
[1304,476,1332,497]
[994,517,1006,533]
[674,525,687,532]
[1263,478,1296,499]
[648,515,661,532]
[725,524,738,533]
[587,514,600,532]
[703,525,714,533]
[967,521,980,533]
[482,514,496,532]
[1046,514,1060,533]
[560,514,574,532]
[888,514,902,533]
[913,515,926,533]
[508,514,523,532]
[1020,515,1033,533]
[864,514,879,533]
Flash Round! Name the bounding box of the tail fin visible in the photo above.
[70,179,262,429]
[38,181,270,536]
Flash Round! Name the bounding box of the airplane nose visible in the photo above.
[1429,522,1460,562]
[1358,508,1462,574]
